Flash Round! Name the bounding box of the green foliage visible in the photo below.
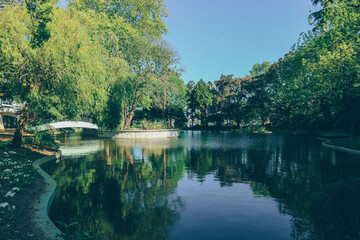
[25,0,53,48]
[139,119,166,130]
[249,61,271,77]
[133,72,188,128]
[236,125,271,134]
[0,141,10,149]
[56,221,99,240]
[188,79,213,126]
[187,1,360,134]
[23,131,55,149]
[47,141,186,239]
[1,0,180,136]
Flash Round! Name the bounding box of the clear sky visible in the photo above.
[163,0,319,83]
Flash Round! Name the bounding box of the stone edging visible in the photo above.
[318,137,360,156]
[32,152,64,240]
[98,129,180,139]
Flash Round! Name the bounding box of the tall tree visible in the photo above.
[0,6,111,146]
[188,79,213,127]
[69,0,178,129]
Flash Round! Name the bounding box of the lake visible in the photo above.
[43,131,360,240]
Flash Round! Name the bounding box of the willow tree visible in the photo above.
[69,0,179,129]
[0,5,111,146]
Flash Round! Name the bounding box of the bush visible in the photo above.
[23,131,56,149]
[139,119,166,130]
[0,141,11,149]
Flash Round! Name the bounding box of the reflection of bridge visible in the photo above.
[60,139,104,157]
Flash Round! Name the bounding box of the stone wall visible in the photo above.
[98,129,180,139]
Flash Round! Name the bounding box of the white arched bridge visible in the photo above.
[28,121,99,132]
[0,97,98,131]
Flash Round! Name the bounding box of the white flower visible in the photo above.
[12,187,20,192]
[3,169,11,173]
[0,202,9,208]
[8,151,17,154]
[5,191,15,198]
[12,205,16,210]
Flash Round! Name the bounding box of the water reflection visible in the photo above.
[47,136,186,239]
[45,132,360,240]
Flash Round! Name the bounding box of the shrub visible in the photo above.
[139,119,166,130]
[23,131,56,149]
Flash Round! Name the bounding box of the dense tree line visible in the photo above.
[2,0,360,147]
[0,0,185,146]
[187,0,360,136]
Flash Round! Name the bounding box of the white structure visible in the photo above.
[0,98,23,129]
[29,121,99,132]
[99,129,180,139]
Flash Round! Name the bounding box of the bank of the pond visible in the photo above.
[32,153,63,240]
[0,131,59,240]
[96,129,180,139]
[0,147,58,240]
[319,137,360,155]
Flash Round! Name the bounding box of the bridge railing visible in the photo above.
[0,99,24,112]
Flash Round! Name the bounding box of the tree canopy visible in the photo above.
[0,0,185,146]
[185,0,360,135]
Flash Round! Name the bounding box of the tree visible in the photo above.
[249,61,271,77]
[70,0,177,128]
[188,79,213,126]
[69,0,176,129]
[0,6,111,146]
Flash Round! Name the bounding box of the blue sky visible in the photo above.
[164,0,320,83]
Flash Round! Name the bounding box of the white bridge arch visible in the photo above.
[0,98,98,131]
[29,121,98,132]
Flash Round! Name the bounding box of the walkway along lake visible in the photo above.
[43,131,360,240]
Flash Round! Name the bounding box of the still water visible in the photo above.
[44,131,360,240]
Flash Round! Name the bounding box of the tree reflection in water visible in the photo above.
[184,133,360,240]
[47,138,186,239]
[46,132,360,240]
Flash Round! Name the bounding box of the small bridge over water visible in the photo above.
[0,98,98,131]
[29,121,99,132]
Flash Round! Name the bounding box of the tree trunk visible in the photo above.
[320,100,334,129]
[12,103,30,148]
[124,89,146,128]
[163,86,166,120]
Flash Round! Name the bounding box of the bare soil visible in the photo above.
[0,131,57,240]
